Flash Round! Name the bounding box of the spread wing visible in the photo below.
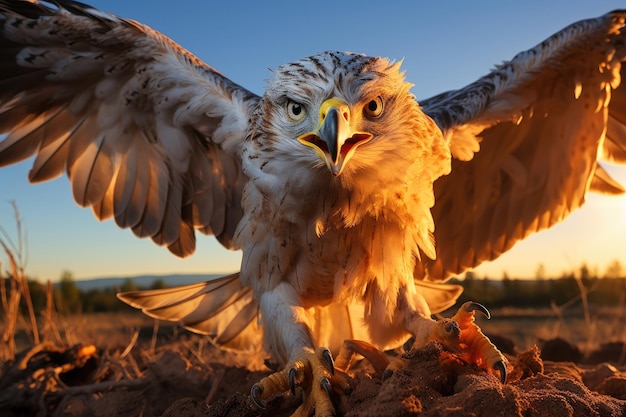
[0,0,260,256]
[418,10,626,280]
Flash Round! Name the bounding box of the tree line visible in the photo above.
[453,262,626,308]
[4,271,168,315]
[3,260,625,316]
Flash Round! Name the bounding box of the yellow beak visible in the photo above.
[298,98,373,176]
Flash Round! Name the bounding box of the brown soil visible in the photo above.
[1,335,625,417]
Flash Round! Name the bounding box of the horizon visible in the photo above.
[68,261,626,283]
[1,1,625,282]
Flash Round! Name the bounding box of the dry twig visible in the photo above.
[205,367,226,405]
[120,329,140,359]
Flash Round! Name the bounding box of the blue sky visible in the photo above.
[0,0,625,281]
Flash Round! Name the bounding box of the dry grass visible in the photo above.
[0,202,39,362]
[0,205,237,416]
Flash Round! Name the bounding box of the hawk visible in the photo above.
[1,1,625,415]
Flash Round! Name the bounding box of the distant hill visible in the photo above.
[71,273,230,291]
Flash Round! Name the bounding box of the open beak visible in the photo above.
[298,98,373,176]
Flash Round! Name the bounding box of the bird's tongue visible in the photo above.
[298,132,371,162]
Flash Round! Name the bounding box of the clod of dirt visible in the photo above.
[596,376,626,401]
[583,363,621,391]
[508,345,543,382]
[513,372,625,417]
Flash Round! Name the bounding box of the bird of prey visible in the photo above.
[1,1,625,415]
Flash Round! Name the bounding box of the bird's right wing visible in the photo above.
[0,1,260,256]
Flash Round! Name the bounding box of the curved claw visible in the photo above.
[494,360,507,384]
[382,369,393,381]
[465,301,491,319]
[322,348,335,375]
[250,384,266,410]
[289,367,298,395]
[320,376,331,395]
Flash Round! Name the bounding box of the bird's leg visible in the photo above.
[449,301,508,380]
[250,282,336,417]
[403,295,508,383]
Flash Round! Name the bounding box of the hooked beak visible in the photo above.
[298,98,373,176]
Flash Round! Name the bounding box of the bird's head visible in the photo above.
[254,51,450,189]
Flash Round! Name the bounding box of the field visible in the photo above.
[2,302,626,417]
[1,218,625,416]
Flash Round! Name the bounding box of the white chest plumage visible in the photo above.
[236,121,449,323]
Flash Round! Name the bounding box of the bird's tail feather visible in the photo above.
[414,280,464,314]
[117,274,463,358]
[117,273,261,349]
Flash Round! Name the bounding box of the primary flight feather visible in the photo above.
[0,1,625,415]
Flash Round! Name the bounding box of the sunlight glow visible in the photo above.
[1,1,625,282]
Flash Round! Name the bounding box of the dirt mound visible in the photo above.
[1,339,625,417]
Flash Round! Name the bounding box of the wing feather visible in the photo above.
[70,133,114,206]
[0,0,260,256]
[605,90,626,163]
[92,171,116,221]
[113,146,139,228]
[419,10,626,279]
[117,274,262,349]
[30,130,72,183]
[590,164,626,194]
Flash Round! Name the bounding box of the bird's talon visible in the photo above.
[250,347,337,414]
[289,367,298,395]
[322,348,335,375]
[320,376,331,395]
[250,384,266,410]
[382,369,393,381]
[465,301,491,319]
[494,360,507,383]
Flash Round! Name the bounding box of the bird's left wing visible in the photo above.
[418,10,626,280]
[0,1,260,256]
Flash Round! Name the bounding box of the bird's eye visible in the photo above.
[287,100,306,121]
[364,96,384,118]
